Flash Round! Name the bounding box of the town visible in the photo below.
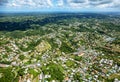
[0,13,120,82]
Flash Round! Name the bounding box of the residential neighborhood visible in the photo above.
[0,13,120,82]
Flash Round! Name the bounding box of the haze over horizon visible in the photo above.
[0,0,120,12]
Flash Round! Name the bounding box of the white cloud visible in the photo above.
[110,0,120,8]
[67,0,120,9]
[47,0,53,7]
[6,0,53,8]
[67,0,89,8]
[7,2,20,7]
[3,0,120,10]
[57,0,64,7]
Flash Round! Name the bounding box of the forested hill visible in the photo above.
[0,13,109,31]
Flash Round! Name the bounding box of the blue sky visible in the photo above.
[0,0,120,12]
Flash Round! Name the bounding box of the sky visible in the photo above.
[0,0,120,12]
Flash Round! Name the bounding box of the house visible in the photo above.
[0,64,10,68]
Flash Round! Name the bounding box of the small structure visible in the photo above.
[78,52,85,57]
[0,64,10,68]
[73,52,85,57]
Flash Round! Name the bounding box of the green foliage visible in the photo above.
[5,46,12,52]
[74,56,82,61]
[60,42,74,53]
[112,38,120,45]
[17,68,25,76]
[2,54,8,58]
[73,73,82,81]
[66,60,75,67]
[0,61,11,64]
[0,67,17,82]
[28,69,39,79]
[42,63,64,81]
[19,55,25,60]
[19,39,42,51]
[25,29,45,36]
[7,31,25,39]
[0,40,9,46]
[46,38,58,50]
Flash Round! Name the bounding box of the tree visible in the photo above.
[42,63,64,81]
[19,55,25,61]
[0,67,17,82]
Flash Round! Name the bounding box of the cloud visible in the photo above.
[57,0,64,7]
[6,0,53,8]
[2,0,120,10]
[88,0,113,8]
[47,0,53,6]
[67,0,89,8]
[89,0,112,5]
[67,0,120,9]
[70,0,85,3]
[0,0,8,5]
[110,0,120,8]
